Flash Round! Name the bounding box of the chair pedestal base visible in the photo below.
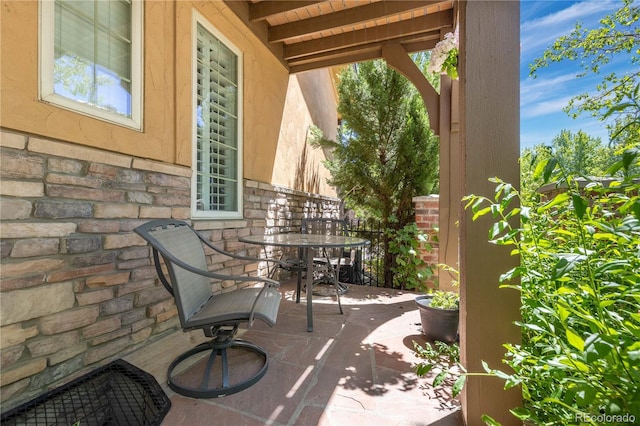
[167,337,268,398]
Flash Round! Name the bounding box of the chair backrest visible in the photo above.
[301,218,348,236]
[134,220,212,327]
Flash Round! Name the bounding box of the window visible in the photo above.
[191,12,243,219]
[40,0,143,129]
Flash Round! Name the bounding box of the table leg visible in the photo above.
[306,248,313,332]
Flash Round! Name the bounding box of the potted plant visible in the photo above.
[415,264,459,343]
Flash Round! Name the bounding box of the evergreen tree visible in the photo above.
[313,60,439,287]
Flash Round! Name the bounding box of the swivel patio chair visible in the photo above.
[134,219,281,399]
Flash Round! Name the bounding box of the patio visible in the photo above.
[124,280,463,426]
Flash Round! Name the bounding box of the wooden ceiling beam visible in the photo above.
[269,0,441,43]
[283,9,453,60]
[249,1,325,22]
[289,50,383,74]
[287,34,440,73]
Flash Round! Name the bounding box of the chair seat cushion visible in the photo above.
[187,287,280,329]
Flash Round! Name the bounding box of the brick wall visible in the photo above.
[0,129,341,409]
[413,195,439,287]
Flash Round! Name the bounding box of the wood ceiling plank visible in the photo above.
[283,9,453,60]
[249,1,326,22]
[269,0,442,43]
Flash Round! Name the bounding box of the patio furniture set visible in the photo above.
[134,219,369,400]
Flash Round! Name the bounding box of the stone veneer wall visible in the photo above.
[0,129,341,409]
[413,195,439,288]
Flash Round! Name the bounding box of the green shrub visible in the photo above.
[465,147,640,424]
[387,221,434,291]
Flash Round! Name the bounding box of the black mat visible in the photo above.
[1,359,171,426]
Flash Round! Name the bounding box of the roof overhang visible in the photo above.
[223,0,457,73]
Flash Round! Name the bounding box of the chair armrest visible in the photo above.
[157,246,281,287]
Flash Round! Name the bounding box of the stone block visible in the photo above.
[91,327,131,346]
[85,336,129,364]
[103,233,146,250]
[0,378,30,403]
[1,324,39,347]
[48,157,83,174]
[29,137,131,168]
[10,239,59,258]
[86,271,130,288]
[0,274,46,291]
[94,203,139,219]
[0,359,47,386]
[71,252,117,267]
[156,307,178,323]
[0,151,44,179]
[139,206,171,219]
[152,193,190,207]
[0,281,74,325]
[82,316,121,339]
[49,343,87,366]
[0,222,76,239]
[146,299,175,317]
[40,306,100,335]
[46,173,102,189]
[118,247,149,261]
[117,169,144,183]
[65,236,102,254]
[1,345,25,367]
[88,163,118,178]
[47,264,114,283]
[77,220,121,233]
[0,198,32,220]
[30,356,84,389]
[0,131,27,149]
[122,310,149,327]
[131,158,190,177]
[146,173,190,188]
[172,207,190,219]
[117,279,155,297]
[27,331,79,357]
[47,185,125,202]
[117,258,149,270]
[130,266,157,281]
[135,286,171,306]
[100,295,134,316]
[76,288,113,305]
[0,180,44,197]
[34,201,94,219]
[126,191,153,204]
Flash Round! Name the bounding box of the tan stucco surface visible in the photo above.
[1,0,336,196]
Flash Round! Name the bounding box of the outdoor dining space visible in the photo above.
[124,279,463,425]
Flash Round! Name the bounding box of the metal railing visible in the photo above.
[345,219,384,287]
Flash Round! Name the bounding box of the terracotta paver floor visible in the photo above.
[125,280,462,426]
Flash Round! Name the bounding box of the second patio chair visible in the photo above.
[134,219,281,398]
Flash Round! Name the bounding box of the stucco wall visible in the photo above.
[0,0,336,196]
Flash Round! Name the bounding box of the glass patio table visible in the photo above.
[239,233,370,332]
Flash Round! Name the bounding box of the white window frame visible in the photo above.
[39,0,144,130]
[191,10,244,220]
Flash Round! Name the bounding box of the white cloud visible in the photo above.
[521,73,577,105]
[520,1,618,56]
[522,96,574,118]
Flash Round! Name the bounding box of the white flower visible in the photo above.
[428,27,459,79]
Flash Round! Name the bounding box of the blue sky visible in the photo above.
[520,0,632,149]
